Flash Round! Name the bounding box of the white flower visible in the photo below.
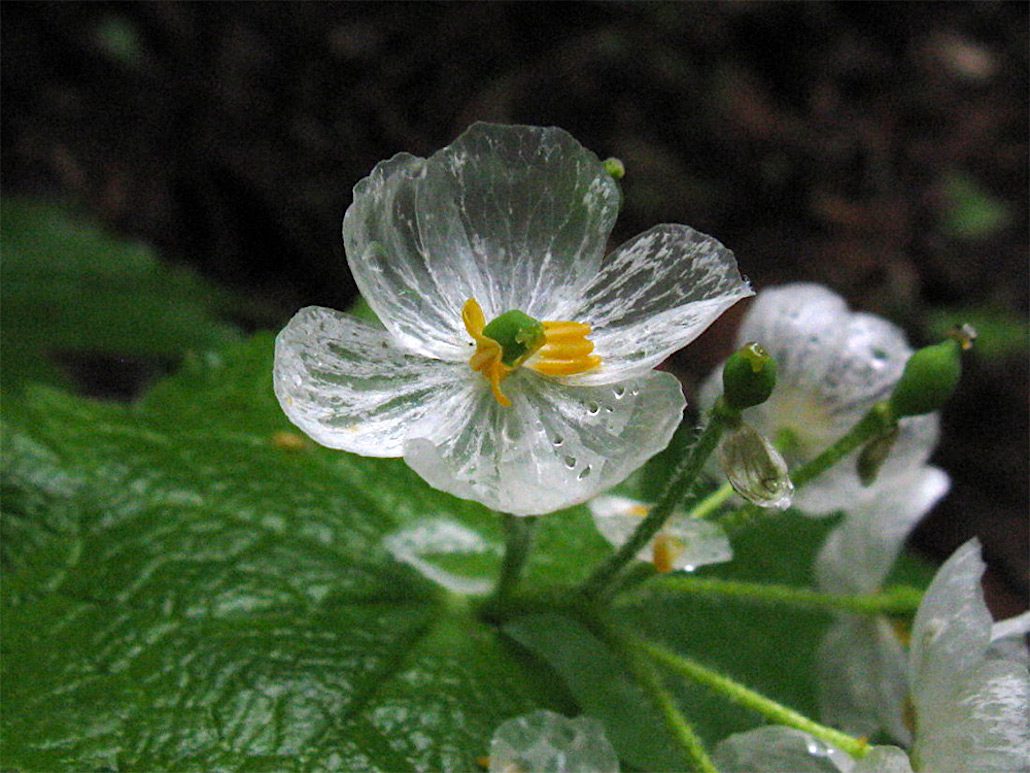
[383,518,498,596]
[701,283,939,515]
[714,539,1030,773]
[274,123,751,515]
[815,466,951,744]
[588,494,732,572]
[489,710,619,773]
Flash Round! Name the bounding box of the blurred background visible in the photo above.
[2,2,1026,610]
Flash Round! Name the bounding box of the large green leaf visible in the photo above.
[1,332,934,770]
[0,198,242,395]
[1,336,576,771]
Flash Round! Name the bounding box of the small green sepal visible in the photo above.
[857,425,900,486]
[722,342,778,410]
[482,309,546,367]
[890,335,967,418]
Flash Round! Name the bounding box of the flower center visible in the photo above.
[462,298,601,407]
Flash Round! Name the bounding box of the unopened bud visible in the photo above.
[603,157,625,180]
[890,327,972,417]
[722,342,777,410]
[718,422,794,510]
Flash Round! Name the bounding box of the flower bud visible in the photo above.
[603,156,625,180]
[718,422,794,509]
[722,342,777,410]
[890,327,973,417]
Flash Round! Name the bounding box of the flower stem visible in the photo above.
[718,402,894,532]
[601,623,718,772]
[493,514,537,603]
[580,401,736,599]
[688,482,735,519]
[633,576,924,616]
[637,638,870,759]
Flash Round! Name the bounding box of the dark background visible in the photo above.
[2,2,1026,611]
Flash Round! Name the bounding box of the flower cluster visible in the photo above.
[713,540,1030,772]
[274,123,751,516]
[701,283,939,515]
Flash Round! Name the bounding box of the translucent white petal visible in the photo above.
[403,371,685,516]
[343,153,471,361]
[588,495,732,570]
[815,466,950,594]
[273,306,467,456]
[559,224,752,384]
[383,519,499,596]
[910,539,994,712]
[417,123,621,322]
[717,423,794,509]
[489,710,619,773]
[989,612,1030,665]
[817,617,912,745]
[913,658,1029,773]
[712,726,854,772]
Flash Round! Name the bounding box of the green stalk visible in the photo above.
[580,402,736,599]
[601,624,718,772]
[638,638,870,759]
[634,576,923,616]
[492,514,537,604]
[719,403,894,532]
[688,482,735,520]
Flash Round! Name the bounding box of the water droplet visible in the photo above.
[613,386,626,399]
[577,465,592,480]
[552,435,564,447]
[630,387,640,397]
[563,455,577,469]
[587,401,600,415]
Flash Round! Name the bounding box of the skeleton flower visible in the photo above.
[701,284,939,515]
[588,494,732,573]
[713,540,1030,773]
[815,465,951,743]
[274,124,751,515]
[488,710,619,773]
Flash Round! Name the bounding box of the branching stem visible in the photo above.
[637,638,870,759]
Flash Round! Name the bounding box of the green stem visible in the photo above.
[634,576,923,616]
[637,638,869,759]
[719,402,894,532]
[581,401,736,599]
[688,482,735,520]
[602,624,719,772]
[493,514,537,603]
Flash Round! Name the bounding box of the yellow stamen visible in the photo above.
[462,297,602,406]
[526,320,601,377]
[653,533,685,573]
[629,504,650,518]
[463,298,514,407]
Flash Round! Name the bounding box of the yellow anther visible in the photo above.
[526,320,601,377]
[462,298,601,406]
[628,504,650,518]
[463,298,514,407]
[653,533,685,573]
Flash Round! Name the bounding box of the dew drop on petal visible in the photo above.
[552,435,565,447]
[578,465,592,480]
[613,385,626,399]
[564,455,577,468]
[586,401,600,415]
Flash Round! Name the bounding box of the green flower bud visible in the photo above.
[890,327,972,417]
[603,157,625,180]
[718,422,794,510]
[482,309,546,367]
[722,342,777,410]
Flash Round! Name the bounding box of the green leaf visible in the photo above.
[0,198,242,395]
[1,336,571,770]
[2,331,936,769]
[940,172,1011,240]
